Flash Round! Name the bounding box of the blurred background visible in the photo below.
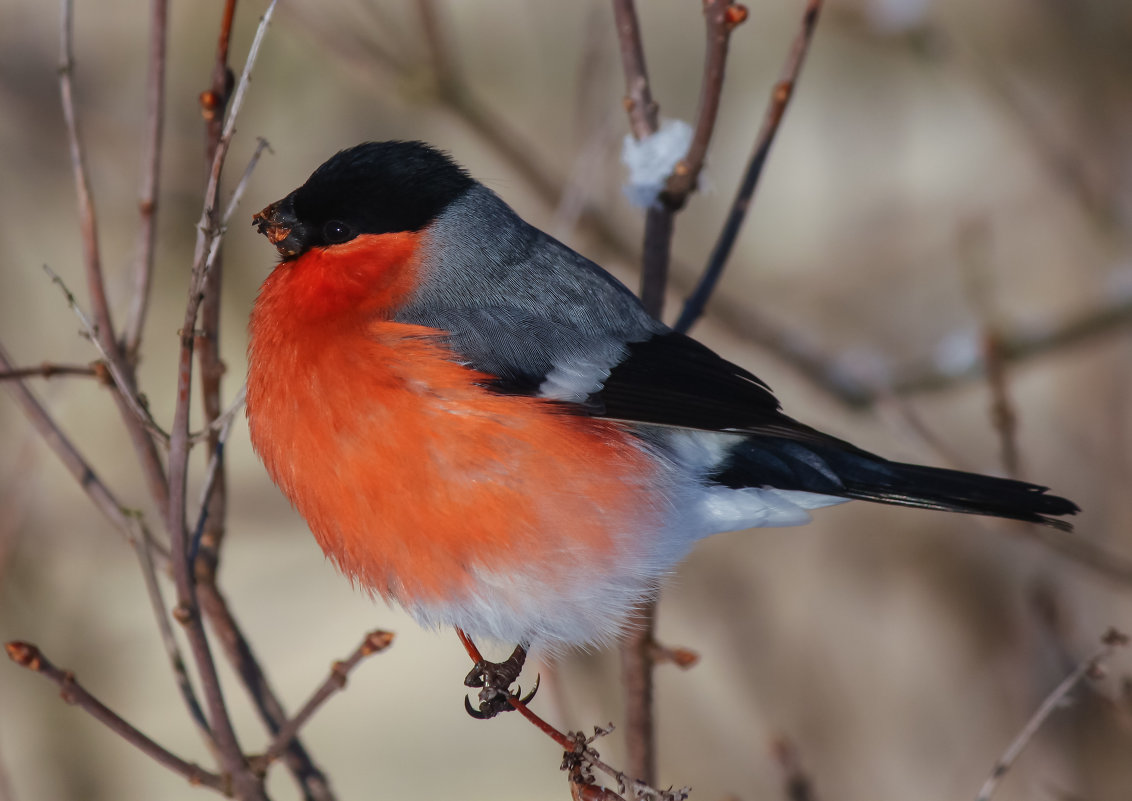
[2,0,1131,799]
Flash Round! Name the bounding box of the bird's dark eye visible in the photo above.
[322,220,355,244]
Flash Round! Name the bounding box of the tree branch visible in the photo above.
[165,4,277,798]
[122,0,169,359]
[255,631,395,770]
[4,642,223,792]
[0,340,168,563]
[610,0,659,140]
[59,0,114,354]
[0,362,97,381]
[675,0,822,334]
[43,265,170,443]
[660,0,745,210]
[974,628,1128,801]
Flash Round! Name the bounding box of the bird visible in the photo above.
[247,140,1078,713]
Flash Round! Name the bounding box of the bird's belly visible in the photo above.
[247,326,679,648]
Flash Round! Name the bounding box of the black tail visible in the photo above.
[712,436,1080,531]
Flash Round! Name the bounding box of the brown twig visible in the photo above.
[59,0,114,354]
[255,631,395,770]
[0,362,98,381]
[4,642,223,792]
[130,515,215,752]
[193,0,238,589]
[123,0,169,359]
[59,0,171,519]
[196,584,335,801]
[42,265,170,443]
[609,0,671,782]
[613,0,746,782]
[611,0,659,140]
[974,628,1129,801]
[0,341,168,563]
[165,4,277,798]
[660,0,745,209]
[675,0,823,334]
[190,385,242,561]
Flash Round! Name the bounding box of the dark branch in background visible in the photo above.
[123,0,169,360]
[874,391,1132,589]
[772,737,820,801]
[714,293,1132,411]
[974,629,1129,801]
[957,219,1020,477]
[675,0,823,334]
[4,642,224,792]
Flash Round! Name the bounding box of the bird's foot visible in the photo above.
[463,643,539,719]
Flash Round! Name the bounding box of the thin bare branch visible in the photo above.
[610,0,659,140]
[59,0,115,354]
[4,642,223,792]
[0,348,211,755]
[873,388,1132,588]
[256,631,395,770]
[129,518,215,751]
[43,264,170,443]
[123,0,169,359]
[975,629,1129,801]
[0,362,97,381]
[59,0,170,514]
[189,381,245,445]
[0,340,169,564]
[222,138,272,226]
[957,219,1021,476]
[675,0,823,334]
[165,5,277,798]
[190,385,242,562]
[609,0,665,781]
[193,0,238,591]
[196,584,336,801]
[661,0,746,209]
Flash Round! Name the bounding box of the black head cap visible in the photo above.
[254,141,474,258]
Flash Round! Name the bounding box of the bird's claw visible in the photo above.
[463,673,540,719]
[461,644,535,720]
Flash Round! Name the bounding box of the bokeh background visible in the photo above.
[2,1,1131,799]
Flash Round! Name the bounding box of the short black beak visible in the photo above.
[253,195,304,258]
